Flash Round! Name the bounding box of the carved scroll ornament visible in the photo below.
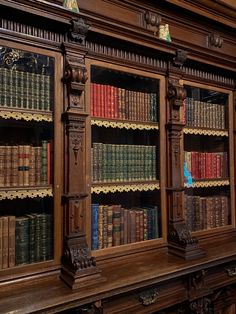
[168,222,198,247]
[62,231,97,272]
[167,78,186,108]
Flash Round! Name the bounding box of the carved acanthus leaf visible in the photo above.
[68,18,89,44]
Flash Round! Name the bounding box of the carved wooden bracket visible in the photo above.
[144,11,162,35]
[167,78,186,113]
[62,48,88,111]
[172,49,188,68]
[139,288,159,306]
[68,18,89,44]
[208,33,223,48]
[60,230,103,290]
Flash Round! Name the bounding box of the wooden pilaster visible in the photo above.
[166,50,205,260]
[60,18,103,289]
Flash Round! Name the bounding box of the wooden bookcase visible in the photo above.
[183,82,234,239]
[85,60,167,259]
[0,38,63,281]
[0,0,236,313]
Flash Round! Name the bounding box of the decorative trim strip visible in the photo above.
[184,127,228,137]
[182,66,234,87]
[0,188,53,200]
[86,41,167,71]
[1,18,64,43]
[0,110,52,122]
[185,179,230,188]
[92,182,160,194]
[91,119,159,130]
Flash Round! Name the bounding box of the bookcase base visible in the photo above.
[168,243,206,260]
[60,267,105,290]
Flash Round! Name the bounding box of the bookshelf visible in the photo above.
[183,82,234,234]
[1,0,236,312]
[0,40,62,278]
[86,61,167,254]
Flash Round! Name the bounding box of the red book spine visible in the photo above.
[100,84,105,118]
[90,82,94,116]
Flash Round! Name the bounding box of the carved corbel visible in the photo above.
[208,33,223,48]
[60,230,103,290]
[167,78,186,119]
[62,50,88,111]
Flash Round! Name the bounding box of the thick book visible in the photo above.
[8,215,16,268]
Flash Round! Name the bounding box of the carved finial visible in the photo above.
[208,33,223,48]
[173,49,187,67]
[68,18,89,44]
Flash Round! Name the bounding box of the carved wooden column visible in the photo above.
[167,50,205,260]
[60,18,102,289]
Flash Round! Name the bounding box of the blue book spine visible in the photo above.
[91,204,99,250]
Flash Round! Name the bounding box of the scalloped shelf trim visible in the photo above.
[91,119,159,130]
[185,179,230,188]
[184,127,228,137]
[0,110,52,122]
[0,188,53,200]
[92,182,160,194]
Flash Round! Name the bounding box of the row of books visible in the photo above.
[183,97,226,129]
[184,195,229,232]
[0,67,52,111]
[0,213,52,269]
[0,141,52,188]
[92,143,156,183]
[184,151,228,179]
[91,204,160,250]
[91,83,158,122]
